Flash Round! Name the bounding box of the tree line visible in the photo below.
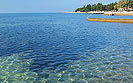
[75,0,133,12]
[75,2,118,12]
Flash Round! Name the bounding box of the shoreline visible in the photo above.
[62,11,133,16]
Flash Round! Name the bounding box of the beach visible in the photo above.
[62,11,133,16]
[103,11,133,16]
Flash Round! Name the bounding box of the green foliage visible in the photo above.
[75,0,133,12]
[105,3,117,11]
[114,0,133,10]
[75,2,117,12]
[129,0,133,7]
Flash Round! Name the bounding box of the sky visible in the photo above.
[0,0,119,13]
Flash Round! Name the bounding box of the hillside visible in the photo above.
[114,0,133,11]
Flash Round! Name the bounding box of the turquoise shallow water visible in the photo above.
[0,13,133,83]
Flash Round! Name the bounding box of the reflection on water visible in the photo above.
[0,13,133,83]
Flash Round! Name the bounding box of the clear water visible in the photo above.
[0,13,133,83]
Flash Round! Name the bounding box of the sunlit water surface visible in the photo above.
[0,13,133,83]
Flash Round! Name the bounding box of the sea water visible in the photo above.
[0,13,133,83]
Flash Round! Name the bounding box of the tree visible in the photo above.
[86,4,91,11]
[75,0,133,12]
[91,4,96,11]
[96,3,103,11]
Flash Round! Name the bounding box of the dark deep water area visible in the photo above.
[0,13,133,83]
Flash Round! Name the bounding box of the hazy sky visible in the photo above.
[0,0,119,13]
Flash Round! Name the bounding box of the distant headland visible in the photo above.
[62,0,133,23]
[75,0,133,12]
[63,0,133,16]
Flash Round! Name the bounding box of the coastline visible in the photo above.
[62,11,133,16]
[103,12,133,16]
[61,12,88,14]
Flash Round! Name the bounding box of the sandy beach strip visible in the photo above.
[114,13,133,16]
[103,12,133,16]
[62,12,133,16]
[88,18,133,23]
[61,12,88,13]
[61,12,104,14]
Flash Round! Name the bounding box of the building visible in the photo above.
[118,6,133,11]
